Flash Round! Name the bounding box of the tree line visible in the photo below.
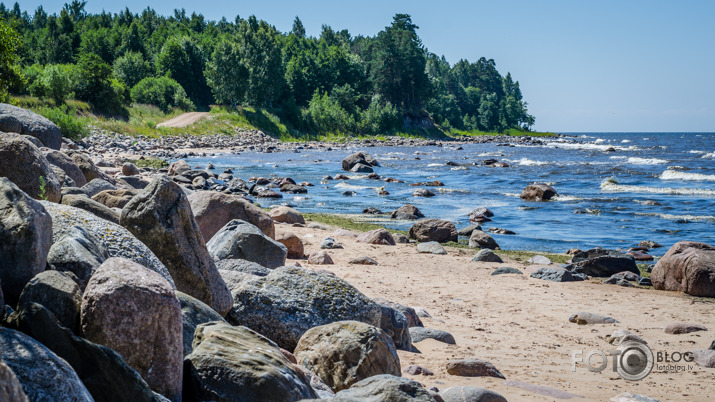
[0,1,535,134]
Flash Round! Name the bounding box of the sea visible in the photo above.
[186,133,715,256]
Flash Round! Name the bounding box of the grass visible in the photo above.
[494,249,571,264]
[126,157,168,169]
[448,127,557,138]
[303,212,408,235]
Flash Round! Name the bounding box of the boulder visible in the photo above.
[294,321,401,391]
[17,271,81,332]
[308,250,334,265]
[121,176,232,316]
[215,259,270,276]
[226,266,385,350]
[445,359,505,379]
[391,204,425,220]
[409,327,456,344]
[184,322,318,402]
[405,365,433,376]
[457,224,481,237]
[43,149,87,186]
[373,298,423,328]
[528,255,552,265]
[92,189,139,209]
[350,256,379,265]
[440,386,507,402]
[531,268,585,282]
[0,178,53,306]
[81,178,117,197]
[80,258,183,401]
[520,182,557,201]
[469,230,499,250]
[342,152,380,171]
[4,303,160,402]
[692,349,715,368]
[0,133,61,202]
[471,249,503,263]
[207,219,288,269]
[0,361,28,402]
[276,232,305,259]
[320,237,343,249]
[167,160,190,176]
[357,228,396,245]
[61,194,120,223]
[409,219,458,243]
[491,267,523,275]
[417,242,447,255]
[377,304,412,351]
[269,205,305,224]
[412,188,435,197]
[651,241,715,297]
[350,163,374,173]
[566,249,639,277]
[188,191,275,240]
[66,151,102,183]
[0,327,93,401]
[329,375,435,402]
[0,104,62,149]
[176,291,226,357]
[121,162,140,176]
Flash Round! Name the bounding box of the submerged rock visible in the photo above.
[520,183,557,201]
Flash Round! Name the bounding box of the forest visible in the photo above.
[0,1,535,137]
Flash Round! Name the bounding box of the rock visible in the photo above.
[176,291,225,357]
[4,303,159,402]
[17,271,81,332]
[373,298,423,328]
[188,191,275,240]
[81,258,183,401]
[393,233,411,243]
[414,308,431,318]
[409,327,456,344]
[61,194,120,223]
[528,255,552,264]
[67,151,102,183]
[520,182,557,201]
[0,178,53,307]
[568,312,618,325]
[43,149,87,186]
[329,375,435,402]
[342,152,380,171]
[488,227,515,235]
[350,256,379,265]
[350,163,374,173]
[184,322,318,401]
[417,242,447,255]
[440,386,507,402]
[357,228,396,245]
[651,241,715,297]
[457,224,481,237]
[334,228,357,237]
[121,176,233,315]
[663,322,708,335]
[307,222,329,230]
[567,249,639,277]
[52,164,74,187]
[226,266,385,350]
[413,188,436,197]
[363,207,383,214]
[0,327,93,401]
[692,349,715,368]
[610,271,641,282]
[167,160,190,176]
[207,219,288,269]
[215,259,270,276]
[120,175,150,190]
[376,304,412,351]
[445,359,505,379]
[391,204,425,220]
[0,133,61,202]
[342,190,357,196]
[405,365,434,376]
[43,202,173,286]
[604,277,634,287]
[294,321,401,391]
[638,277,652,286]
[610,392,662,402]
[92,189,139,209]
[638,240,663,249]
[276,232,305,259]
[0,361,28,402]
[491,267,523,275]
[308,250,334,264]
[269,205,305,224]
[121,162,140,176]
[409,219,458,243]
[280,183,308,194]
[81,178,117,198]
[467,207,494,221]
[0,104,62,149]
[469,230,499,250]
[530,268,585,282]
[472,249,503,263]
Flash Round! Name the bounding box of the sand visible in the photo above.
[278,222,715,401]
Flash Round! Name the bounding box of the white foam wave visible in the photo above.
[689,150,706,154]
[610,156,627,160]
[427,163,442,167]
[478,152,502,157]
[601,181,715,196]
[703,152,715,158]
[595,138,606,143]
[545,142,638,152]
[437,188,471,194]
[450,166,467,170]
[510,158,548,166]
[552,195,583,202]
[634,212,715,222]
[626,157,668,165]
[660,169,715,182]
[621,139,631,143]
[334,182,377,191]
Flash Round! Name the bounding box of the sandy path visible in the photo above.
[278,222,715,401]
[156,112,209,128]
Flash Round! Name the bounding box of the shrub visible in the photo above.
[306,91,355,133]
[39,64,76,104]
[75,53,128,114]
[359,95,401,134]
[114,51,153,88]
[130,76,194,113]
[36,104,88,140]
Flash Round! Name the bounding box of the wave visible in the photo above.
[660,169,715,182]
[503,192,522,198]
[703,152,715,158]
[601,181,715,196]
[595,138,606,143]
[334,182,377,191]
[511,158,548,166]
[634,212,715,222]
[689,150,706,154]
[450,166,468,170]
[545,142,638,152]
[610,156,627,160]
[621,139,631,143]
[626,157,668,165]
[437,188,471,194]
[427,163,443,167]
[478,152,503,157]
[552,195,583,202]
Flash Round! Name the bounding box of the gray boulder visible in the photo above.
[66,151,102,183]
[357,229,396,245]
[377,304,412,351]
[446,359,505,378]
[215,259,271,276]
[567,249,639,277]
[471,249,503,263]
[350,163,374,173]
[520,182,557,201]
[329,375,435,402]
[61,193,120,223]
[184,322,318,402]
[391,204,425,220]
[491,267,523,275]
[0,104,62,149]
[46,225,108,286]
[417,241,447,255]
[43,149,87,186]
[651,241,715,297]
[374,297,423,328]
[0,178,52,306]
[121,175,232,316]
[469,230,499,250]
[188,191,275,240]
[409,219,458,243]
[0,361,28,402]
[207,219,288,269]
[92,189,139,209]
[440,386,507,402]
[457,224,481,237]
[17,271,81,332]
[568,312,619,325]
[81,178,117,197]
[0,133,61,202]
[342,152,380,171]
[176,291,226,357]
[409,327,456,344]
[531,268,585,282]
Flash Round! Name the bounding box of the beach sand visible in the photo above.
[279,221,715,401]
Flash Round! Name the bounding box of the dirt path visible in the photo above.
[156,112,209,128]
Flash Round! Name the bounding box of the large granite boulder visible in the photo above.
[207,219,288,269]
[0,133,61,202]
[42,149,87,187]
[44,225,105,289]
[80,258,183,401]
[566,249,639,277]
[0,327,93,401]
[0,104,62,149]
[61,194,120,223]
[66,151,102,183]
[328,375,435,402]
[373,298,423,328]
[17,271,81,332]
[294,321,401,392]
[184,322,318,402]
[439,386,507,402]
[92,189,139,209]
[651,241,715,297]
[269,205,305,225]
[276,232,305,259]
[176,291,226,357]
[342,152,380,171]
[81,178,117,198]
[121,176,232,316]
[5,303,160,402]
[357,228,396,245]
[188,191,275,240]
[0,178,53,306]
[42,201,173,286]
[227,266,385,350]
[409,219,458,243]
[469,230,500,250]
[0,361,28,402]
[520,183,557,201]
[390,204,425,220]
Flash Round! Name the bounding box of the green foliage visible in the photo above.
[114,51,152,88]
[38,175,47,200]
[35,104,89,140]
[306,91,356,133]
[204,39,248,106]
[0,17,22,102]
[359,95,401,134]
[130,76,194,112]
[75,53,128,114]
[38,64,75,104]
[302,212,408,236]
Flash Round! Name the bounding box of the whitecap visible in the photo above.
[334,182,376,191]
[703,152,715,158]
[545,142,638,152]
[478,152,502,157]
[660,169,715,182]
[689,150,706,154]
[595,138,606,143]
[610,156,627,160]
[427,163,443,167]
[634,212,715,222]
[626,157,668,165]
[450,166,467,170]
[552,195,583,202]
[503,192,522,198]
[437,188,471,194]
[600,181,715,196]
[510,158,548,166]
[621,139,631,143]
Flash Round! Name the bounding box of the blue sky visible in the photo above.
[12,0,715,132]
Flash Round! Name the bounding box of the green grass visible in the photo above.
[126,157,168,169]
[494,249,571,264]
[637,263,652,279]
[303,212,408,235]
[448,127,557,137]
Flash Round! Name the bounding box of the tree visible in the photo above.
[75,52,129,113]
[291,16,305,38]
[114,51,152,88]
[130,76,193,112]
[236,17,284,107]
[0,18,22,102]
[204,39,248,106]
[156,36,211,105]
[39,64,74,104]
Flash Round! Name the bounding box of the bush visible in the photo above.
[114,51,153,88]
[39,64,76,104]
[130,76,194,113]
[75,53,128,114]
[359,95,401,134]
[306,91,355,133]
[36,104,88,140]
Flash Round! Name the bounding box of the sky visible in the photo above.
[10,0,715,132]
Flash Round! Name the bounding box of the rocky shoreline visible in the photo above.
[0,104,713,401]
